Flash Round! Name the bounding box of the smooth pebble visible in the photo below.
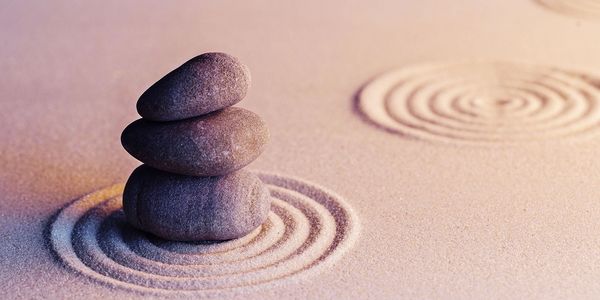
[122,165,271,241]
[121,107,269,177]
[137,52,251,121]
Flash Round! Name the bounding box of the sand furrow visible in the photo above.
[358,61,600,145]
[49,172,359,295]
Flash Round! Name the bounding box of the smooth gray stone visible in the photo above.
[121,107,269,176]
[137,52,251,121]
[122,165,271,241]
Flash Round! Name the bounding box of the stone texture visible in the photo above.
[137,52,251,121]
[121,107,269,176]
[122,165,271,241]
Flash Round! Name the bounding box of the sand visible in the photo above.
[4,0,600,299]
[537,0,600,18]
[49,173,358,296]
[357,61,600,145]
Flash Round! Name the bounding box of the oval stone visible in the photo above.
[121,107,269,176]
[137,52,251,121]
[123,165,271,241]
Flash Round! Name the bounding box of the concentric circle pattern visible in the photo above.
[536,0,600,18]
[358,61,600,144]
[49,172,359,295]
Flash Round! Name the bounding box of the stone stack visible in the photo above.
[121,53,271,241]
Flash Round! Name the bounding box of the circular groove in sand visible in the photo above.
[49,172,359,295]
[357,61,600,145]
[536,0,600,18]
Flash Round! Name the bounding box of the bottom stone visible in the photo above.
[122,165,271,241]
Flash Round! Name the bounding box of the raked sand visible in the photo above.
[4,0,600,299]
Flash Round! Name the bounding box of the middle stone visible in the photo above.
[121,107,269,177]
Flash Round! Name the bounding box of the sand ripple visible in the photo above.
[49,172,359,295]
[357,61,600,144]
[537,0,600,18]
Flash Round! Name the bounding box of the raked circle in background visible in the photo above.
[536,0,600,18]
[49,172,359,296]
[357,61,600,145]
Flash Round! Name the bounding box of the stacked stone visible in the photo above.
[121,53,271,242]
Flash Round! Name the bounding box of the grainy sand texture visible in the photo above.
[4,0,600,299]
[357,61,600,145]
[49,173,358,296]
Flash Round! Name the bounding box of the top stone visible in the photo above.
[137,52,251,121]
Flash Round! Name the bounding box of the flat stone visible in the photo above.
[122,165,271,241]
[121,107,269,176]
[137,52,251,121]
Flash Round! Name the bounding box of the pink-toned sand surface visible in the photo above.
[4,0,600,299]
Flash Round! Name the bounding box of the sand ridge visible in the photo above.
[536,0,600,18]
[49,171,359,295]
[357,61,600,145]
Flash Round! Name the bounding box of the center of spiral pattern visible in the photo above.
[49,172,359,296]
[357,61,600,144]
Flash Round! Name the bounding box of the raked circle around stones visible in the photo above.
[49,172,359,296]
